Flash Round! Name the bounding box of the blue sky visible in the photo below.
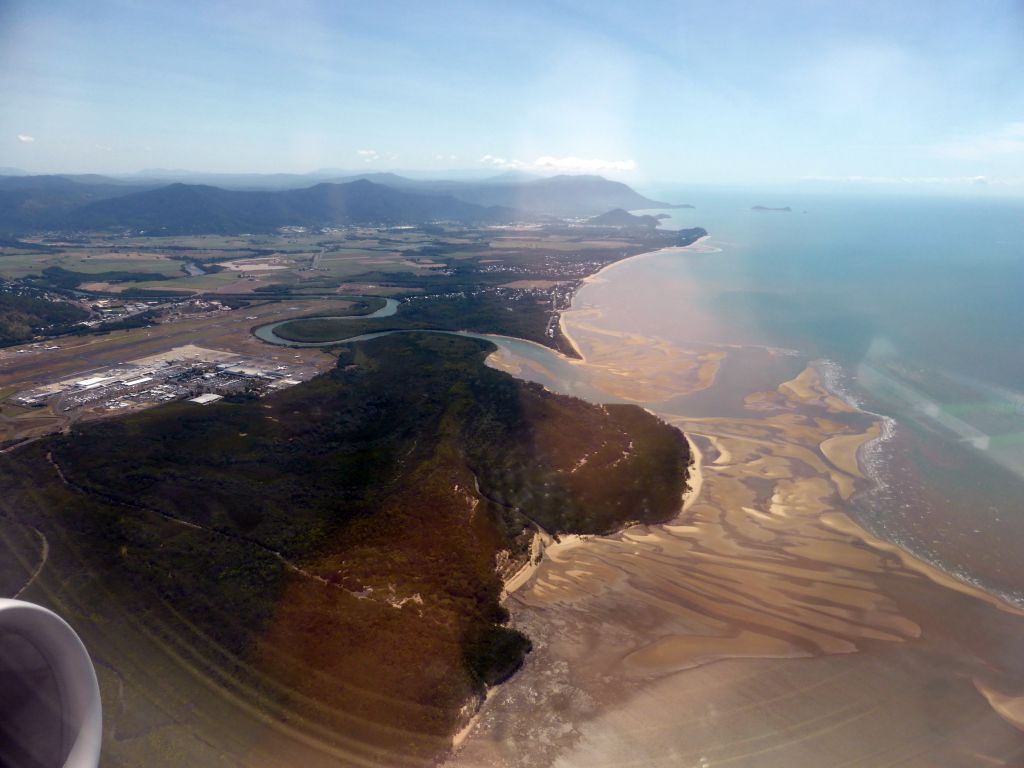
[2,0,1023,190]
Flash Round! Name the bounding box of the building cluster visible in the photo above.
[85,298,160,325]
[473,254,614,281]
[15,349,306,415]
[50,296,240,332]
[156,297,234,322]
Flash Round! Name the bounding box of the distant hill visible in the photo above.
[479,170,542,184]
[0,174,130,192]
[0,171,687,234]
[113,171,679,216]
[446,175,672,216]
[0,175,158,232]
[126,168,346,189]
[588,208,667,228]
[56,179,520,234]
[346,174,677,216]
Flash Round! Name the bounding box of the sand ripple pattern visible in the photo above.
[450,276,1024,766]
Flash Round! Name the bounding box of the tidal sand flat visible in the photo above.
[448,241,1024,767]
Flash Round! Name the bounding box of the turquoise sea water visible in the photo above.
[623,189,1024,602]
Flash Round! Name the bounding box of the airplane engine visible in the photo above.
[0,599,101,768]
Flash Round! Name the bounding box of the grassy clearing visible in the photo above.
[136,271,250,292]
[0,252,177,280]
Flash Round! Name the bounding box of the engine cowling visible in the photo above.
[0,599,101,768]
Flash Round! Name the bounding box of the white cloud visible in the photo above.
[17,134,35,143]
[931,123,1024,160]
[357,148,379,162]
[533,155,636,172]
[480,154,524,169]
[480,154,635,173]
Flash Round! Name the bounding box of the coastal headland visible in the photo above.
[450,238,1024,767]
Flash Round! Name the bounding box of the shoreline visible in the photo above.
[681,433,704,513]
[497,231,1022,619]
[493,236,714,600]
[807,355,1024,618]
[447,229,1024,766]
[557,236,713,363]
[453,352,1024,759]
[810,356,1024,613]
[499,428,706,603]
[501,233,1020,616]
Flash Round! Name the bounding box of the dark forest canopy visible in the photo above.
[0,332,689,763]
[0,286,89,345]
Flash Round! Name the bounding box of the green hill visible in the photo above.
[59,179,518,234]
[0,332,689,765]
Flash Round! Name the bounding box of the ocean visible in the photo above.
[448,189,1024,766]
[617,189,1024,603]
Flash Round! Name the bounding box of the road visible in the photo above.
[12,525,48,599]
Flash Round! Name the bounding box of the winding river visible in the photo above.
[252,297,616,402]
[252,297,400,346]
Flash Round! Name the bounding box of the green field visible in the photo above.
[2,226,695,322]
[0,235,449,292]
[0,252,179,279]
[131,270,247,292]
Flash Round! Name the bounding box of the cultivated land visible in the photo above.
[2,225,704,304]
[3,225,688,297]
[0,223,704,445]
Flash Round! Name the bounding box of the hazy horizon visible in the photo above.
[2,166,1019,201]
[3,0,1024,194]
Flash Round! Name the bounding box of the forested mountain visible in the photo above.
[0,175,156,232]
[58,179,517,234]
[0,172,684,234]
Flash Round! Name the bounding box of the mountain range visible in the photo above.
[0,172,681,235]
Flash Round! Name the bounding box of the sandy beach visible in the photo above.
[449,239,1024,767]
